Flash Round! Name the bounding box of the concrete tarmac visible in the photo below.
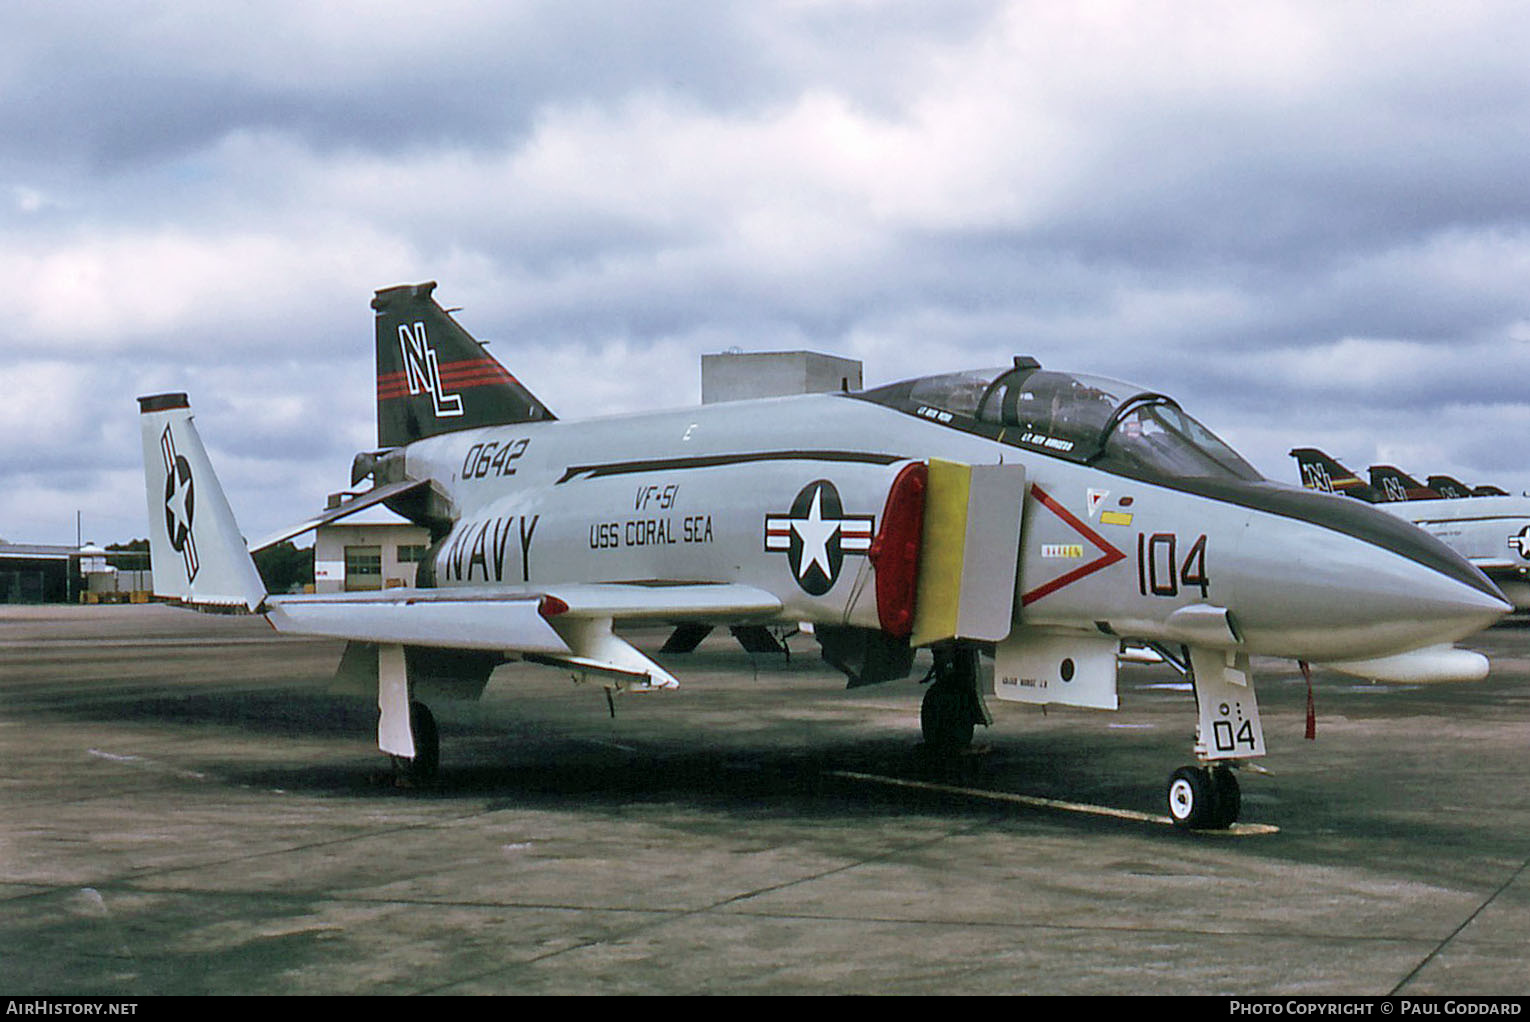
[2,604,1528,996]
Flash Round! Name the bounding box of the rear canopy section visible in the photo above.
[373,282,555,448]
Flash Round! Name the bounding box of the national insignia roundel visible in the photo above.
[764,480,874,596]
[1511,525,1530,561]
[163,454,196,553]
[158,424,200,583]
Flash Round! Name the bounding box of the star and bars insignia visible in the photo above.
[1510,526,1530,561]
[764,480,874,596]
[160,425,199,583]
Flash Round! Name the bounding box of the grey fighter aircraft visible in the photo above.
[1292,448,1530,611]
[1427,475,1510,499]
[138,283,1511,830]
[1368,465,1443,502]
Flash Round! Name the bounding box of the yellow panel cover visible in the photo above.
[910,459,972,647]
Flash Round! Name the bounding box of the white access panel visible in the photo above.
[993,631,1119,710]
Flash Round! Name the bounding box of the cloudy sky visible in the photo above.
[4,1,1530,546]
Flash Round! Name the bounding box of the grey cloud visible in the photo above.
[4,1,1002,172]
[8,3,1530,538]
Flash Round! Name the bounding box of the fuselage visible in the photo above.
[1374,495,1530,609]
[393,391,1508,663]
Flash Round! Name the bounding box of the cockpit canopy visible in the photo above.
[861,363,1262,483]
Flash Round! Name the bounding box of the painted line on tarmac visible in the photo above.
[88,747,208,781]
[829,770,1279,836]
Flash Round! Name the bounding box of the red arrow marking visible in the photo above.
[1021,484,1128,606]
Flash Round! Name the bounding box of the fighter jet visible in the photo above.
[1290,447,1385,502]
[1428,476,1510,499]
[138,284,1511,830]
[1427,474,1477,500]
[1292,448,1530,611]
[1369,465,1443,502]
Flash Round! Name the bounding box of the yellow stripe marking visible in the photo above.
[829,770,1279,836]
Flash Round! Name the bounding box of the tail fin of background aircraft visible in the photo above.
[137,394,268,611]
[1368,465,1441,501]
[373,281,555,448]
[1427,474,1474,499]
[1423,473,1508,498]
[1289,448,1381,502]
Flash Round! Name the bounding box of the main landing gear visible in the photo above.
[372,644,502,789]
[920,645,992,754]
[1167,763,1241,830]
[391,700,440,787]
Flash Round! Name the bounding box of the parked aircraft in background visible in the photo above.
[1293,448,1530,610]
[1369,465,1442,502]
[138,285,1511,830]
[1289,447,1385,503]
[1427,476,1509,499]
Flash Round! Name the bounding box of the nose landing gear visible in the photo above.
[1148,643,1261,831]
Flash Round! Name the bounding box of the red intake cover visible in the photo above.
[868,462,927,638]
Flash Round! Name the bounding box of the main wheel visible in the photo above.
[1167,765,1215,829]
[921,683,974,753]
[1207,764,1241,829]
[394,701,439,787]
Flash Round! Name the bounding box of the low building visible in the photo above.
[77,543,153,602]
[313,505,431,594]
[0,543,79,603]
[701,350,863,404]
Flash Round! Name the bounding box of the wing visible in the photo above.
[267,581,784,690]
[248,478,432,553]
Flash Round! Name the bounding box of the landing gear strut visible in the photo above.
[1167,763,1241,830]
[920,646,991,753]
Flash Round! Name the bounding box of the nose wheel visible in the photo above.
[1167,764,1240,830]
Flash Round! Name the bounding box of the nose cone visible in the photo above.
[1209,481,1512,660]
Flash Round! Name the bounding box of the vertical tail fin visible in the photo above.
[137,394,267,610]
[1427,474,1506,498]
[1427,474,1473,499]
[1289,448,1382,502]
[372,282,555,448]
[1368,465,1442,501]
